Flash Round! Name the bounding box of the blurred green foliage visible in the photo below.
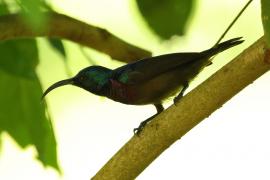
[136,0,194,39]
[0,0,266,174]
[0,39,38,78]
[16,0,47,29]
[261,0,270,46]
[48,38,67,58]
[0,0,60,171]
[0,71,59,170]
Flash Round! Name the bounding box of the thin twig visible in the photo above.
[214,0,253,46]
[0,12,151,62]
[92,37,270,179]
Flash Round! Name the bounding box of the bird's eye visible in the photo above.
[80,76,84,81]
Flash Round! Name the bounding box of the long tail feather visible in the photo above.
[203,37,244,57]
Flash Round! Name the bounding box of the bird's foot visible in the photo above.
[133,115,157,135]
[173,93,183,105]
[133,120,148,135]
[174,82,189,105]
[133,104,163,135]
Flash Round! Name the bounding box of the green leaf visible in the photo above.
[136,0,194,39]
[15,0,48,30]
[0,6,59,168]
[0,1,39,79]
[261,0,270,46]
[0,0,9,15]
[0,39,38,79]
[48,38,67,58]
[0,70,60,170]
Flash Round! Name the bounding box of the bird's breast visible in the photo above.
[106,79,137,104]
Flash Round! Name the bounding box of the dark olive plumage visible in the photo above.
[42,37,244,134]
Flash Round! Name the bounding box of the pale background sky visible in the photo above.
[0,0,269,179]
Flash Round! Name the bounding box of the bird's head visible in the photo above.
[41,66,112,99]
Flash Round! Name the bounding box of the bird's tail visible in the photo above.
[203,37,244,58]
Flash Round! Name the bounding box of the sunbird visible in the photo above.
[42,37,243,134]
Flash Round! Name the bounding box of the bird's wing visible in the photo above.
[112,52,203,85]
[112,37,244,85]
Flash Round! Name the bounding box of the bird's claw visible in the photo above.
[133,121,148,135]
[174,82,189,105]
[133,107,161,135]
[133,127,140,135]
[173,93,183,105]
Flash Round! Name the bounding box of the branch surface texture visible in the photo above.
[92,37,270,179]
[0,12,151,62]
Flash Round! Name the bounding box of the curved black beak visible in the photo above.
[41,78,74,100]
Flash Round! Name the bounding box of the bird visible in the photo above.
[42,37,243,134]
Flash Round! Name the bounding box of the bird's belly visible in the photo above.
[107,80,181,105]
[133,60,208,105]
[131,70,188,105]
[109,61,207,105]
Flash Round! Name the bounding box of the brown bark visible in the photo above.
[92,37,270,179]
[0,12,151,63]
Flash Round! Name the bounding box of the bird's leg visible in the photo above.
[173,81,189,104]
[134,103,164,135]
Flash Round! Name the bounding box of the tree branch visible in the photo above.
[92,37,270,179]
[0,12,151,63]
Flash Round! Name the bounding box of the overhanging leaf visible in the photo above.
[0,39,38,79]
[15,0,48,29]
[0,0,9,15]
[0,70,60,170]
[48,38,67,58]
[0,3,59,170]
[136,0,194,39]
[261,0,270,46]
